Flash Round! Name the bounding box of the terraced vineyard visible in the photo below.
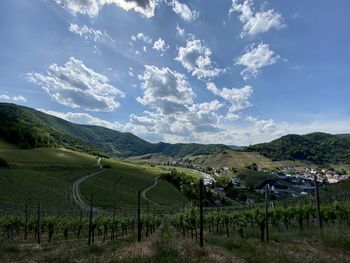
[79,163,188,210]
[0,147,188,212]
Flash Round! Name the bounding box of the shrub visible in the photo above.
[0,157,9,168]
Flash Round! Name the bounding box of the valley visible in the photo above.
[0,104,350,262]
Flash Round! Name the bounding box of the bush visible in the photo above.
[0,157,9,168]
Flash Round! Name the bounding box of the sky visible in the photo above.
[1,0,350,146]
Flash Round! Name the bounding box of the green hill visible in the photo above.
[0,103,229,157]
[248,132,350,164]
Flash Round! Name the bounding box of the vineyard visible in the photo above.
[1,145,350,262]
[2,183,350,262]
[0,204,162,245]
[171,201,350,242]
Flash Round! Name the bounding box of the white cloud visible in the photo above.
[207,82,253,117]
[26,57,125,112]
[176,23,185,36]
[169,0,199,22]
[69,23,114,44]
[176,38,225,80]
[39,109,124,130]
[131,32,152,44]
[128,66,135,76]
[129,99,224,138]
[127,65,227,138]
[38,110,350,147]
[55,0,158,18]
[152,38,169,55]
[229,0,285,37]
[0,94,27,103]
[13,96,27,102]
[0,95,10,100]
[235,43,280,80]
[225,112,240,121]
[137,65,195,114]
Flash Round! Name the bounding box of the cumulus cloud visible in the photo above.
[176,38,225,80]
[207,82,253,119]
[0,94,27,103]
[229,0,285,36]
[137,65,195,114]
[39,109,125,130]
[176,23,185,36]
[131,32,152,44]
[55,0,158,18]
[69,23,114,44]
[169,0,199,22]
[152,38,169,55]
[129,99,223,137]
[127,64,227,138]
[26,57,125,112]
[235,43,280,80]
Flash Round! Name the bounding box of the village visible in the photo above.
[163,160,349,201]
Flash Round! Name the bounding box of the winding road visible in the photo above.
[72,169,106,212]
[141,177,159,205]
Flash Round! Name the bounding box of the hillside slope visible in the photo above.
[0,103,229,157]
[248,132,350,164]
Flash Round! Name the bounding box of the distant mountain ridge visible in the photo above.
[248,132,350,164]
[0,103,229,157]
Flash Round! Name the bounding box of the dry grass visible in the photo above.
[2,222,350,263]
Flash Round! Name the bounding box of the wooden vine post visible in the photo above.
[88,193,94,245]
[24,202,28,240]
[314,175,323,229]
[264,184,269,242]
[199,179,204,247]
[138,190,141,242]
[37,201,41,244]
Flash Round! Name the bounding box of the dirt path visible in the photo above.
[72,169,105,212]
[141,176,159,205]
[115,219,244,263]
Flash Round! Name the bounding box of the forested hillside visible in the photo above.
[248,132,350,164]
[0,103,229,157]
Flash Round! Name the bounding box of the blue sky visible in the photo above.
[1,0,350,145]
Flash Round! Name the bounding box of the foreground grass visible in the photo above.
[0,234,136,262]
[116,220,243,263]
[2,220,350,262]
[205,224,350,263]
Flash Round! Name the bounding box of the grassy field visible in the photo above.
[0,147,187,212]
[188,150,304,170]
[0,139,17,149]
[0,147,98,167]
